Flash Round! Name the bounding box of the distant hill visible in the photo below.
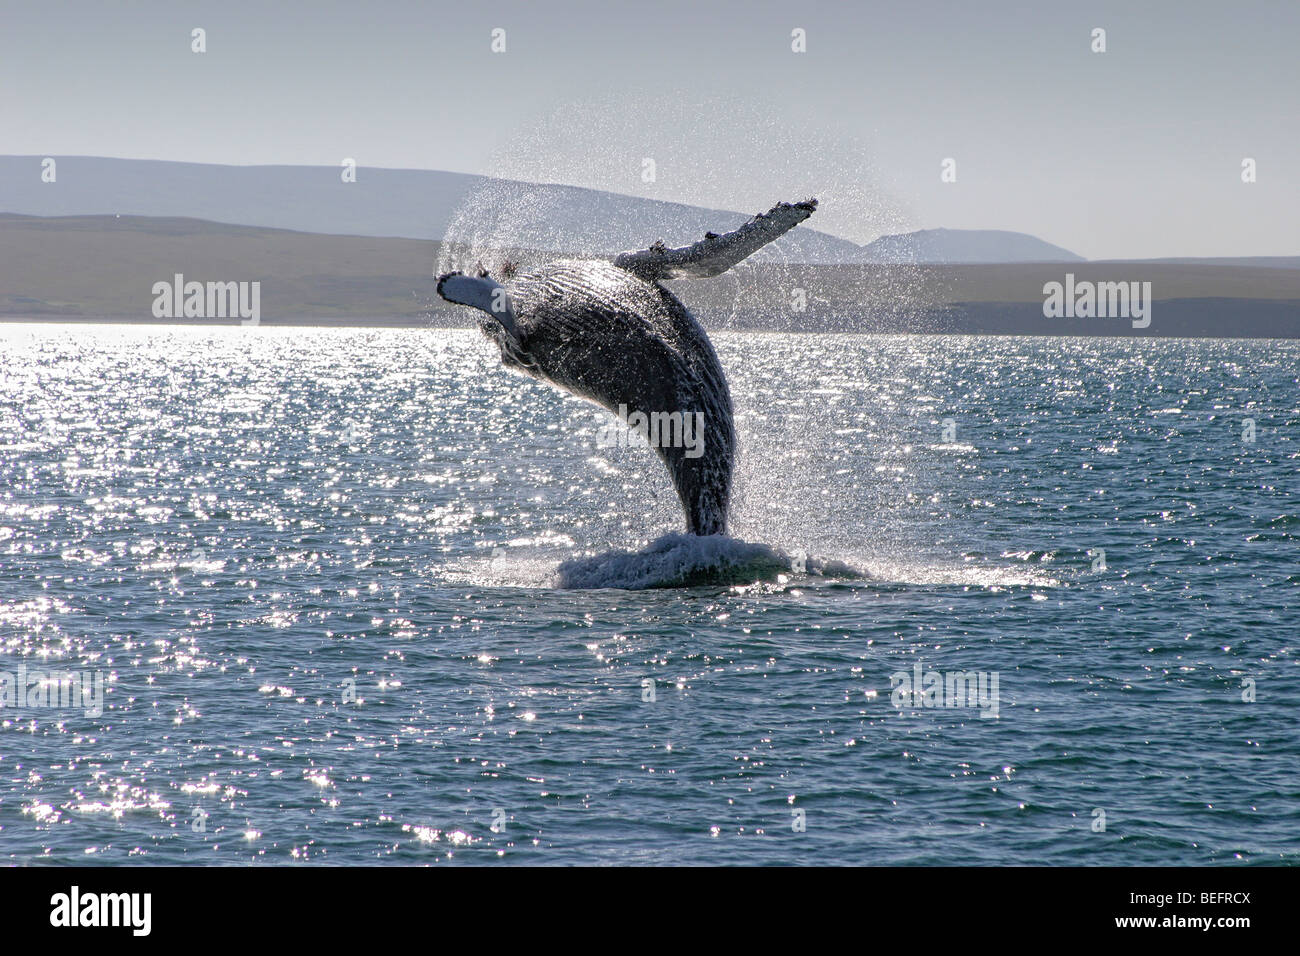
[0,212,437,320]
[1097,256,1300,268]
[7,157,1295,270]
[863,228,1084,264]
[0,155,867,264]
[3,212,1297,337]
[0,155,1096,267]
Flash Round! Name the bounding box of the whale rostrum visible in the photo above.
[436,198,818,535]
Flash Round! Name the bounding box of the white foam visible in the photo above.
[555,533,852,590]
[446,537,1054,592]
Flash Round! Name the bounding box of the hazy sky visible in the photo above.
[2,0,1296,258]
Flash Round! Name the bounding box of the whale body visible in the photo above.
[436,199,817,535]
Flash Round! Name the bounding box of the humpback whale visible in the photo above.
[436,198,817,535]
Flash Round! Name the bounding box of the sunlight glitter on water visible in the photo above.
[0,324,1296,864]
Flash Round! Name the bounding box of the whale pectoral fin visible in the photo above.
[436,271,519,337]
[612,198,817,280]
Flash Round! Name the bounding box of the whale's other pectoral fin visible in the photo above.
[437,271,519,338]
[612,198,817,281]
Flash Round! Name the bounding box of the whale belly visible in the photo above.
[507,261,735,535]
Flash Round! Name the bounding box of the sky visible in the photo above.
[1,0,1296,258]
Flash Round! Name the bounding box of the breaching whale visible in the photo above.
[436,198,818,535]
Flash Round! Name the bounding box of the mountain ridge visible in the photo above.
[864,228,1084,264]
[1,155,1084,265]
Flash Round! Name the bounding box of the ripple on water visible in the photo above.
[0,325,1296,864]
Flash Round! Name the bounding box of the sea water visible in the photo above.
[0,324,1295,864]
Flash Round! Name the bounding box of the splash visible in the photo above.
[428,92,961,586]
[433,89,945,332]
[555,533,859,590]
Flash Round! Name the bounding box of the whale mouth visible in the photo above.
[554,533,860,590]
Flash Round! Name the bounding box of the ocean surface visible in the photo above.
[0,323,1296,865]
